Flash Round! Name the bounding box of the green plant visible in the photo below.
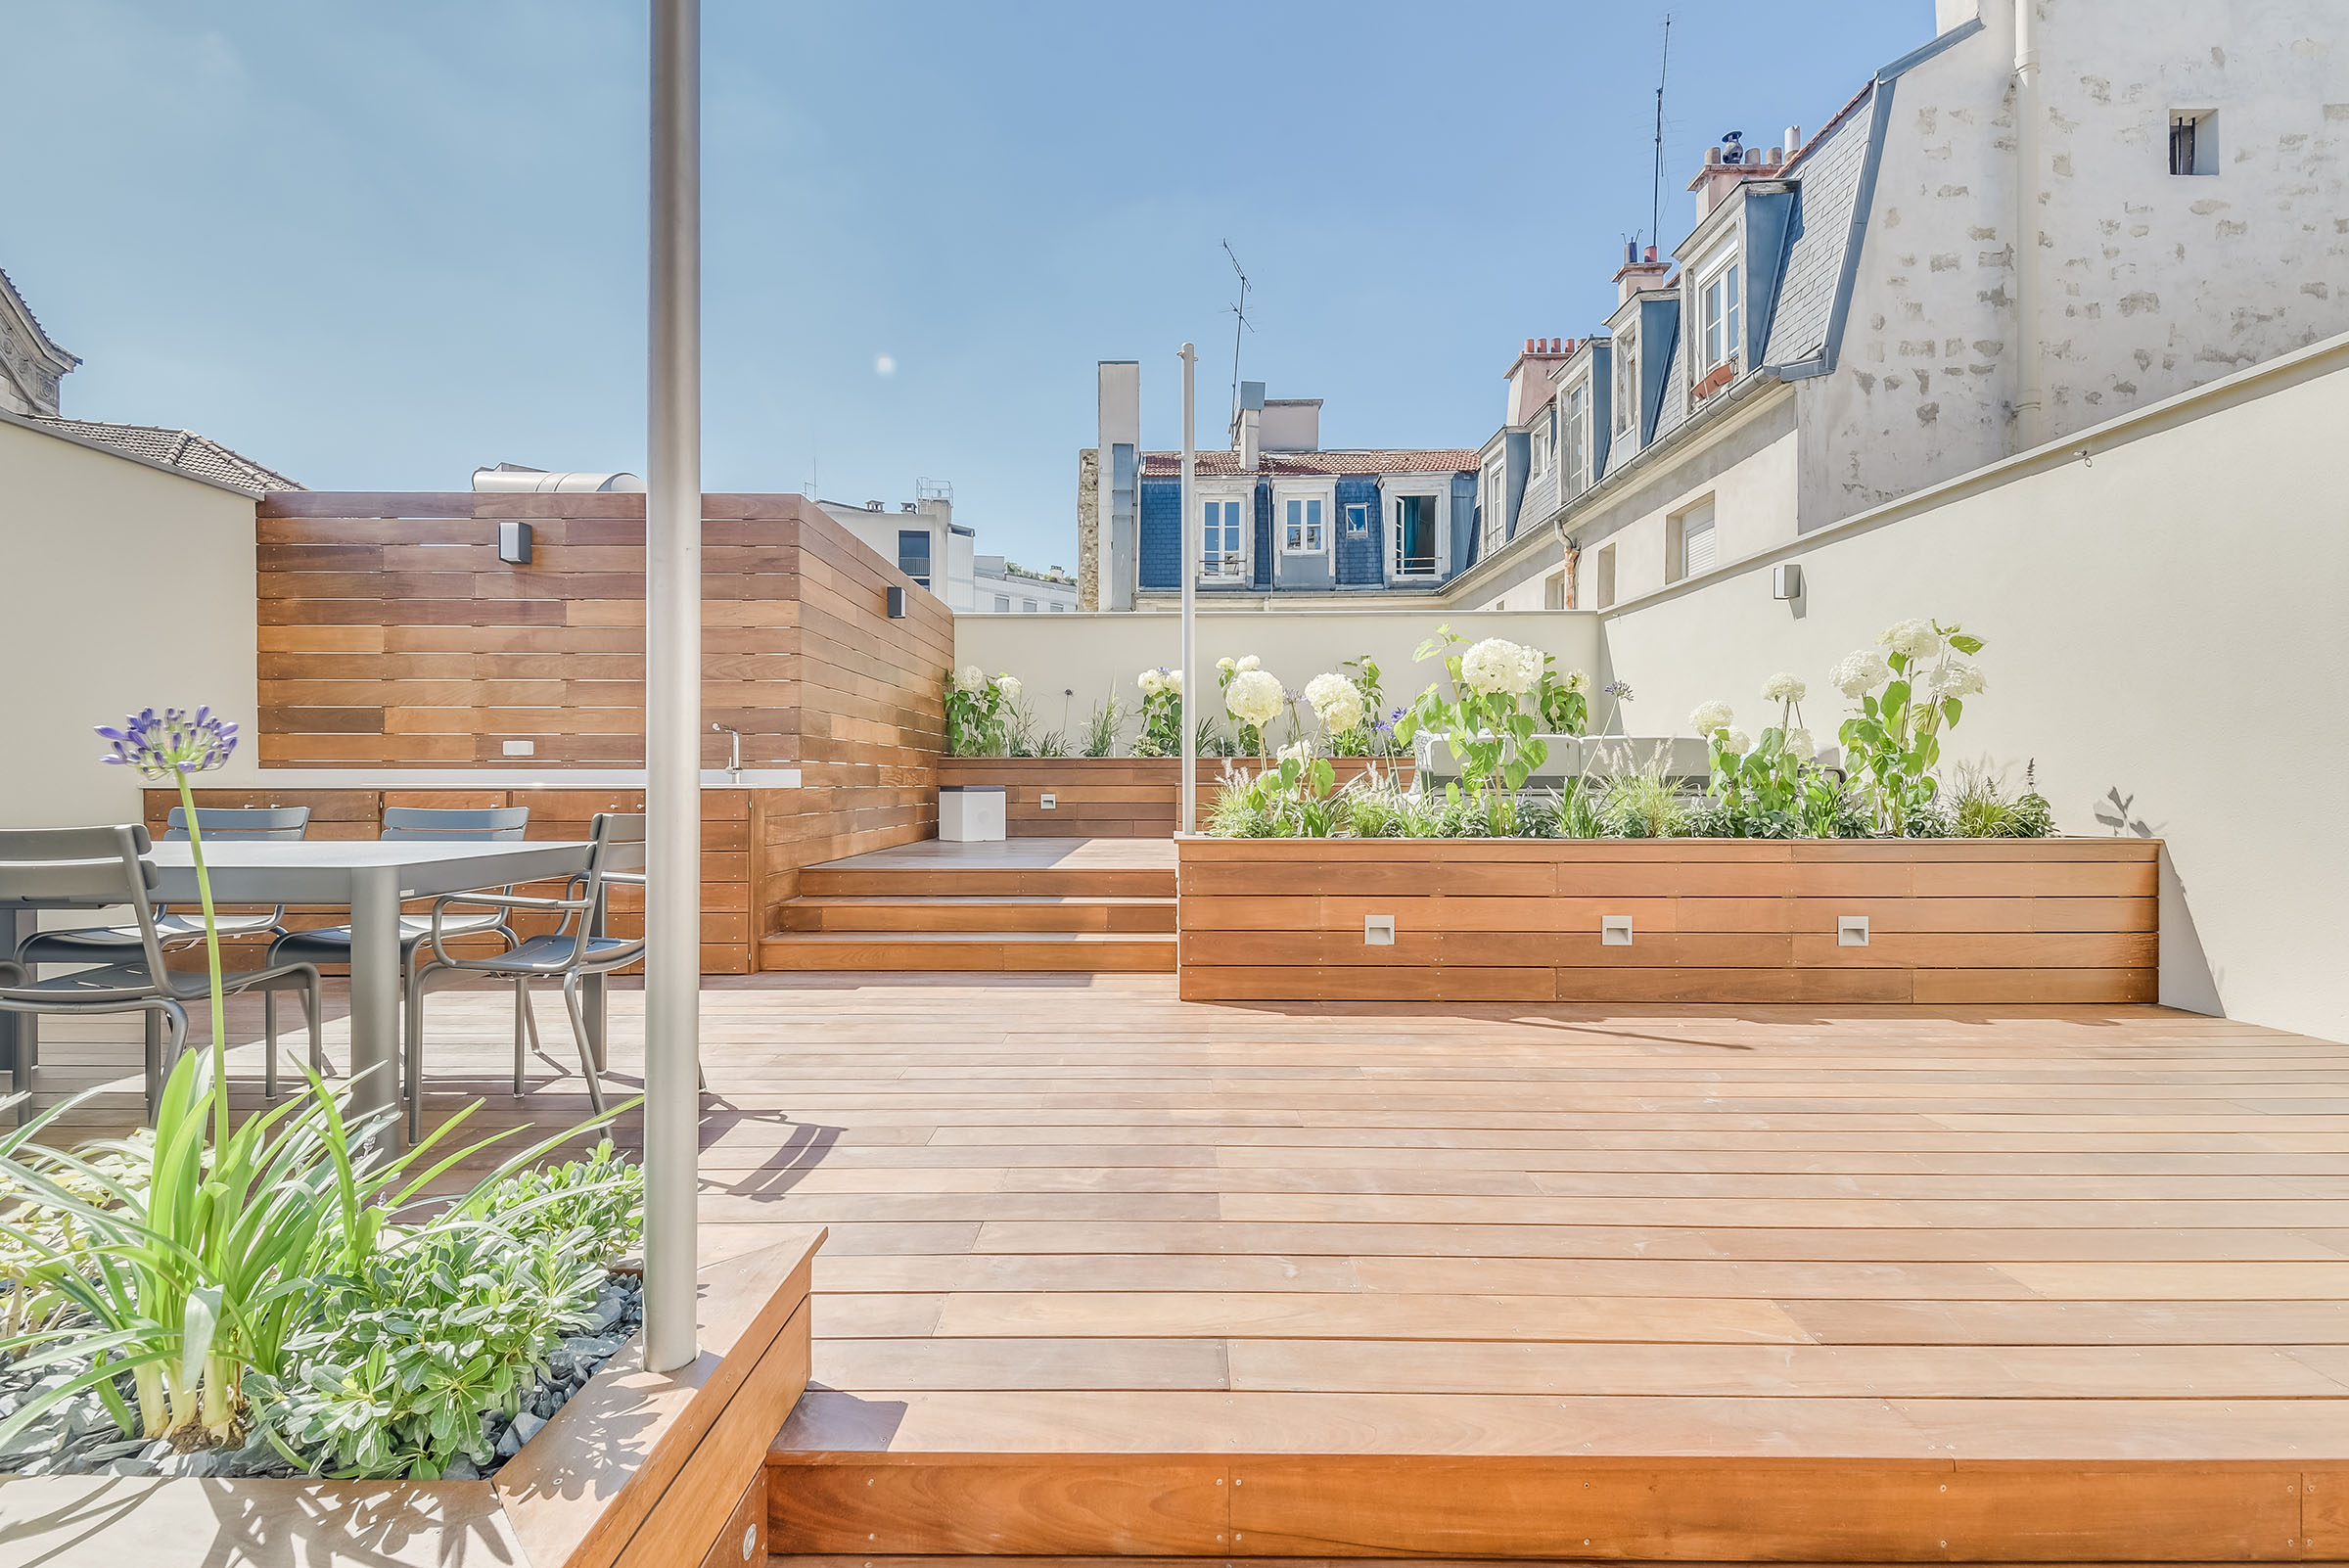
[251,1217,607,1479]
[1130,668,1183,757]
[1798,771,1876,839]
[1832,620,1987,834]
[1535,658,1591,735]
[1082,694,1125,758]
[1552,776,1607,840]
[1589,742,1692,839]
[1946,759,2056,839]
[945,667,1020,757]
[1396,627,1549,801]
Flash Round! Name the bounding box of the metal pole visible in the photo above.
[1178,344,1198,835]
[644,0,701,1374]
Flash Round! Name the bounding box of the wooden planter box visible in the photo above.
[0,1229,822,1568]
[1176,836,2159,1004]
[939,757,1412,838]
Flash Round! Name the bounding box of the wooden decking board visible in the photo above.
[24,974,2349,1562]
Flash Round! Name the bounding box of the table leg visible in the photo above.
[347,866,403,1148]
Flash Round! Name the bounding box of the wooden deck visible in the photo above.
[25,975,2349,1559]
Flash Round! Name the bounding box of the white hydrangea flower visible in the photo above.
[995,673,1022,700]
[1761,672,1807,704]
[1225,669,1284,726]
[952,665,987,694]
[1564,669,1591,696]
[1929,658,1987,699]
[1831,649,1891,698]
[1276,739,1313,763]
[1136,668,1165,697]
[1723,728,1752,755]
[1687,700,1735,736]
[1461,637,1540,696]
[1785,726,1817,761]
[1877,619,1943,659]
[1164,669,1183,693]
[1216,656,1236,677]
[1235,654,1262,673]
[1303,672,1365,734]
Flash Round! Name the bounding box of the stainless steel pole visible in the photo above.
[1178,343,1197,835]
[644,0,702,1373]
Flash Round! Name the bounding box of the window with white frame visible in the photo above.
[1669,498,1718,582]
[1612,323,1638,438]
[1345,501,1370,537]
[1696,253,1742,376]
[1560,381,1588,496]
[1200,496,1246,577]
[1529,412,1552,479]
[1280,494,1326,554]
[1482,458,1506,553]
[1392,493,1439,576]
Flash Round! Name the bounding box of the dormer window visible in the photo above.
[1281,495,1325,554]
[1530,410,1553,479]
[1696,252,1742,377]
[1612,322,1638,439]
[1560,380,1589,496]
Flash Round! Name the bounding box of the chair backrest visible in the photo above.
[380,806,530,842]
[586,812,649,883]
[164,805,311,842]
[0,826,169,994]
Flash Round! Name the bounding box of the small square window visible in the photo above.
[1345,502,1369,537]
[2170,111,2217,175]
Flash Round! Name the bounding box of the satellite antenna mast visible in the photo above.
[1649,14,1673,255]
[1221,240,1252,419]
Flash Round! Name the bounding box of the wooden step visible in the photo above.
[756,930,1176,973]
[798,866,1174,899]
[781,896,1175,934]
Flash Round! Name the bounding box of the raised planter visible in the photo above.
[0,1228,823,1568]
[941,756,1413,838]
[1177,836,2159,1004]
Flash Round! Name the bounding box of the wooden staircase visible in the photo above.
[760,837,1176,973]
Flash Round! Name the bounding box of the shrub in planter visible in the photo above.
[1832,619,1989,834]
[1130,668,1184,758]
[945,667,1021,757]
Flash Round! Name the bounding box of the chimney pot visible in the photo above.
[1644,245,1658,264]
[1769,146,1783,164]
[1525,338,1536,353]
[1707,146,1723,165]
[1784,123,1801,154]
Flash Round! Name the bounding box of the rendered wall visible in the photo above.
[956,608,1603,741]
[1597,332,2349,1041]
[0,419,262,827]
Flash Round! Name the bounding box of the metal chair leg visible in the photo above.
[513,978,530,1097]
[143,1008,161,1113]
[263,991,279,1099]
[405,962,430,1145]
[559,974,606,1115]
[306,972,324,1083]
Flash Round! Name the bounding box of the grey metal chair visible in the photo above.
[403,812,646,1138]
[267,805,529,978]
[17,806,311,962]
[0,826,322,1121]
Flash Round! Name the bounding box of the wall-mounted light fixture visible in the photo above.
[497,520,533,566]
[1773,563,1803,601]
[886,585,908,619]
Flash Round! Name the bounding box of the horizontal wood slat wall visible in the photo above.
[1176,837,2161,1003]
[241,488,950,962]
[938,758,1415,839]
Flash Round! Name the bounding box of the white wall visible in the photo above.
[0,419,262,827]
[1598,332,2349,1041]
[958,608,1603,740]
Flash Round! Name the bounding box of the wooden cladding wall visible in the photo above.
[936,758,1415,839]
[1176,837,2161,1003]
[252,490,951,944]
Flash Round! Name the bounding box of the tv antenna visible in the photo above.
[1648,13,1673,256]
[1221,239,1253,418]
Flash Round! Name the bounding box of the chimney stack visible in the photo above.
[1231,379,1265,470]
[1688,135,1788,218]
[1614,244,1674,305]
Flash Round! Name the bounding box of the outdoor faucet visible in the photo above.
[712,723,741,783]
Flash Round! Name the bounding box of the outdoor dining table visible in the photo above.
[1,839,603,1143]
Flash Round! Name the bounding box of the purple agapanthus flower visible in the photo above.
[98,707,239,781]
[1603,680,1635,699]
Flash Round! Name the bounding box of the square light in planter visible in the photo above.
[1601,915,1634,946]
[1364,914,1395,945]
[1838,914,1870,946]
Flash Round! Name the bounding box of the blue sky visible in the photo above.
[8,0,1933,571]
